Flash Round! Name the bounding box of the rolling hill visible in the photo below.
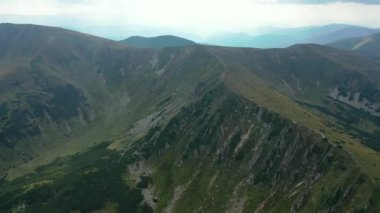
[120,35,196,48]
[0,24,380,212]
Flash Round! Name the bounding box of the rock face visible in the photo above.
[329,87,380,117]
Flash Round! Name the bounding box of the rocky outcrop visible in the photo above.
[329,87,380,117]
[133,85,376,212]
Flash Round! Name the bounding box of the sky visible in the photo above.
[0,0,380,40]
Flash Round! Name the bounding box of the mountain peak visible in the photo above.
[120,35,196,48]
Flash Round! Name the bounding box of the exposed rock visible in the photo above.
[328,87,380,117]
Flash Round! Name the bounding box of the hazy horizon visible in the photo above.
[1,0,380,40]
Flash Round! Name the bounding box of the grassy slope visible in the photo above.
[3,45,223,179]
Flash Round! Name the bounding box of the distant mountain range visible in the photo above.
[329,33,380,62]
[203,24,380,48]
[120,35,196,48]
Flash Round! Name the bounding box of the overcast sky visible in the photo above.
[0,0,379,39]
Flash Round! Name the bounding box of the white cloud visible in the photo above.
[0,0,379,37]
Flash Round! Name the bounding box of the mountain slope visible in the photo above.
[0,24,380,212]
[0,23,222,179]
[137,85,378,212]
[2,85,378,212]
[120,35,196,48]
[329,33,380,62]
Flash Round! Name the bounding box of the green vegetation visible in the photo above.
[0,142,152,212]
